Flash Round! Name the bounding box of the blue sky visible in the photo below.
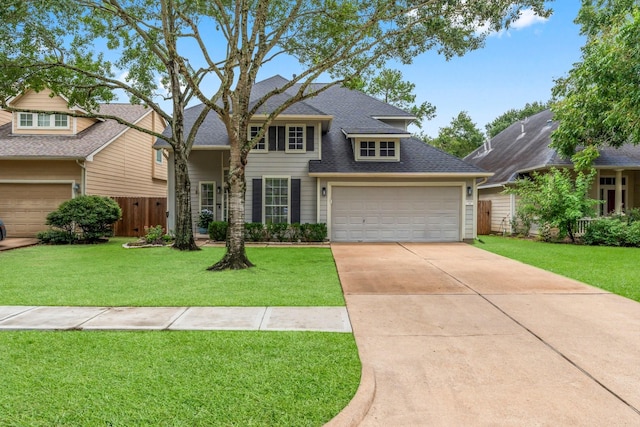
[251,1,585,138]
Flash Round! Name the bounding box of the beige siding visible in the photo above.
[0,159,81,181]
[85,111,167,197]
[0,110,11,126]
[10,89,97,136]
[478,187,512,233]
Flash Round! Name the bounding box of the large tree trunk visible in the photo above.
[172,146,199,251]
[208,147,253,270]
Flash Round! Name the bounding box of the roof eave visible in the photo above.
[309,172,494,178]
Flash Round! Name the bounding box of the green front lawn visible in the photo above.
[0,239,360,425]
[0,238,344,306]
[475,235,640,302]
[1,331,360,426]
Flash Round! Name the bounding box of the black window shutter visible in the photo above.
[291,179,301,224]
[268,126,277,151]
[306,126,314,152]
[277,126,285,151]
[252,179,262,223]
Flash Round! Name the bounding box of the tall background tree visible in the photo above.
[0,0,551,270]
[363,68,436,128]
[485,100,550,138]
[551,0,640,157]
[429,111,485,158]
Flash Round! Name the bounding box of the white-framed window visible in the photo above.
[355,139,400,161]
[263,176,290,224]
[155,149,163,164]
[199,181,216,221]
[286,124,305,152]
[249,124,267,151]
[17,112,69,129]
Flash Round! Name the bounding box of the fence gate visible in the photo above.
[112,197,167,237]
[477,200,492,235]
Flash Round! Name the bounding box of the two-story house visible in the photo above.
[158,75,491,242]
[0,89,167,237]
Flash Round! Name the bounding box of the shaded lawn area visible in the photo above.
[1,331,360,426]
[475,235,640,302]
[0,238,344,306]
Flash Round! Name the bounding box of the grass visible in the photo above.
[0,239,360,425]
[0,238,344,306]
[1,331,360,426]
[475,235,640,302]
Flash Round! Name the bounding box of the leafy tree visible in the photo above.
[0,0,551,270]
[551,0,640,157]
[504,149,600,243]
[485,101,550,138]
[430,111,484,158]
[364,68,436,128]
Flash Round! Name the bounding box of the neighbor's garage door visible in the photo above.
[0,183,72,237]
[331,186,461,242]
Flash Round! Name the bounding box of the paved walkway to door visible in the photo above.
[328,243,640,426]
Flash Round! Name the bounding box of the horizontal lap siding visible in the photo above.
[0,160,81,181]
[479,188,512,233]
[0,110,11,126]
[187,151,228,224]
[85,112,166,198]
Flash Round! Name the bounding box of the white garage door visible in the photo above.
[331,186,461,242]
[0,183,72,237]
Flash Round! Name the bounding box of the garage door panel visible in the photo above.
[0,183,72,237]
[331,186,461,242]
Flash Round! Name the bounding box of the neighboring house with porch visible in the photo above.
[0,88,168,237]
[464,109,640,234]
[157,75,491,242]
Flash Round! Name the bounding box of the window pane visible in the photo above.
[19,113,32,127]
[380,141,395,157]
[37,113,49,127]
[288,126,304,150]
[250,125,265,150]
[54,114,67,127]
[200,183,215,212]
[265,178,289,224]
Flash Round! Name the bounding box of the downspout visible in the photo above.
[75,159,86,196]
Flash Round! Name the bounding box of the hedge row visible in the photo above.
[208,221,327,242]
[583,214,640,247]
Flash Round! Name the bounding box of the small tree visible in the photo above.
[429,111,484,158]
[485,101,550,138]
[43,195,122,243]
[505,166,599,243]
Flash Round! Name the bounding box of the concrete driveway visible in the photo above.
[328,243,640,426]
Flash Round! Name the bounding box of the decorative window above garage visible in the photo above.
[355,139,400,161]
[18,113,69,129]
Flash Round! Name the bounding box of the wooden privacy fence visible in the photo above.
[112,197,167,237]
[477,200,492,235]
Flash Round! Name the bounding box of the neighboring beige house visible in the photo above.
[465,109,640,234]
[0,89,167,237]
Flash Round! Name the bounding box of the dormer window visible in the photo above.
[355,139,399,161]
[249,125,266,151]
[286,124,305,152]
[18,113,69,129]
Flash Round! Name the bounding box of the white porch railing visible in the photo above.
[575,218,594,236]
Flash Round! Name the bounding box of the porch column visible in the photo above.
[615,169,623,214]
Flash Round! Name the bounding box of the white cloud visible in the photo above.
[511,8,548,30]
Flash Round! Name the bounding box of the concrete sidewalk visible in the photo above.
[0,306,351,332]
[328,242,640,426]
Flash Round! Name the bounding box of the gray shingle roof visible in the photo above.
[464,109,640,187]
[158,75,488,175]
[0,104,151,159]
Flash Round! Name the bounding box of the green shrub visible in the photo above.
[143,225,169,245]
[583,217,628,246]
[37,229,75,245]
[302,223,327,242]
[208,221,228,241]
[44,196,121,243]
[197,209,214,229]
[244,223,265,242]
[624,221,640,246]
[266,222,288,242]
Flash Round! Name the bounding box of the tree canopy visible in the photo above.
[551,0,640,157]
[363,68,436,128]
[429,111,484,158]
[485,101,550,138]
[0,0,551,269]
